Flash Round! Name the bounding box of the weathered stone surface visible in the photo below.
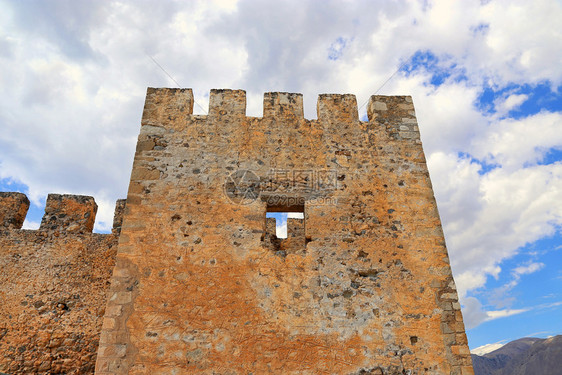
[94,88,473,374]
[39,194,98,233]
[0,88,473,374]
[0,192,29,230]
[112,200,127,235]
[0,193,125,374]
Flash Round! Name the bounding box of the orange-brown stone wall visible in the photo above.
[0,193,124,374]
[96,88,473,374]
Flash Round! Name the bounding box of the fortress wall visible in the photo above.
[0,193,124,374]
[96,88,473,374]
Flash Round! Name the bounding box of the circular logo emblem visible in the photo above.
[224,170,261,204]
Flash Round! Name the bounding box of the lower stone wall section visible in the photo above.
[0,230,118,374]
[0,193,123,375]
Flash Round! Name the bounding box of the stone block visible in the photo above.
[39,194,97,233]
[263,92,303,119]
[0,192,29,229]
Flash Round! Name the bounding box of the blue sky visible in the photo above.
[0,0,561,353]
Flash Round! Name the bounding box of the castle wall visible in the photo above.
[0,193,124,374]
[96,88,473,374]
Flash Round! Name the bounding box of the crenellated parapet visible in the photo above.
[128,88,428,214]
[0,192,125,234]
[129,88,424,197]
[136,88,420,143]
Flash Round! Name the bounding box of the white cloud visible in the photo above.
[407,80,489,155]
[22,219,40,230]
[461,295,529,329]
[472,112,562,170]
[537,301,562,309]
[494,93,528,115]
[486,308,529,320]
[427,142,562,296]
[489,261,546,308]
[514,262,545,276]
[477,0,562,86]
[461,296,490,329]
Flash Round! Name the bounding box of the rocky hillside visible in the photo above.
[472,335,562,375]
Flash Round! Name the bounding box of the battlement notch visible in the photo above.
[1,191,126,235]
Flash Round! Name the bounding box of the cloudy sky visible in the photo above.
[1,0,561,352]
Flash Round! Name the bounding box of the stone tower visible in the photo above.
[95,88,473,374]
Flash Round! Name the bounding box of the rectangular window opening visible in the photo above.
[265,201,304,239]
[262,199,307,255]
[266,211,304,239]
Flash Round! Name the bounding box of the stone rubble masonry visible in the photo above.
[0,192,30,230]
[0,194,125,374]
[95,88,474,374]
[0,88,474,374]
[111,200,127,236]
[39,194,98,233]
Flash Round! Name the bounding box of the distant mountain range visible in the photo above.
[471,335,562,375]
